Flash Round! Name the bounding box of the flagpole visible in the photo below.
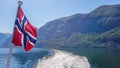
[6,43,13,68]
[6,1,23,68]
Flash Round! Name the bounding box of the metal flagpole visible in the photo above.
[6,43,13,68]
[6,1,23,68]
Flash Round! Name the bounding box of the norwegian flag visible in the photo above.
[12,6,37,51]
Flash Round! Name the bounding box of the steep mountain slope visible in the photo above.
[36,4,120,48]
[37,14,86,40]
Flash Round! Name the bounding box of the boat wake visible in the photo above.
[36,49,90,68]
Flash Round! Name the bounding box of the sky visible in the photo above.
[0,0,120,33]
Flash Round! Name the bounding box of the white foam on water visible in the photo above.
[36,50,90,68]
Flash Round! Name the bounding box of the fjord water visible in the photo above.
[0,48,120,68]
[58,48,120,68]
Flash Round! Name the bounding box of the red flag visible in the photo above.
[12,6,37,51]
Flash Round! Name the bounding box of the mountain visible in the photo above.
[0,33,11,47]
[2,4,120,48]
[36,4,120,48]
[1,36,12,48]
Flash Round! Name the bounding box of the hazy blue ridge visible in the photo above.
[1,4,120,48]
[0,33,11,47]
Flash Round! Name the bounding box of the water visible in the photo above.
[58,48,120,68]
[0,48,120,68]
[0,48,49,68]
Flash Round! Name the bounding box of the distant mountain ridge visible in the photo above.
[0,33,11,47]
[1,4,120,48]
